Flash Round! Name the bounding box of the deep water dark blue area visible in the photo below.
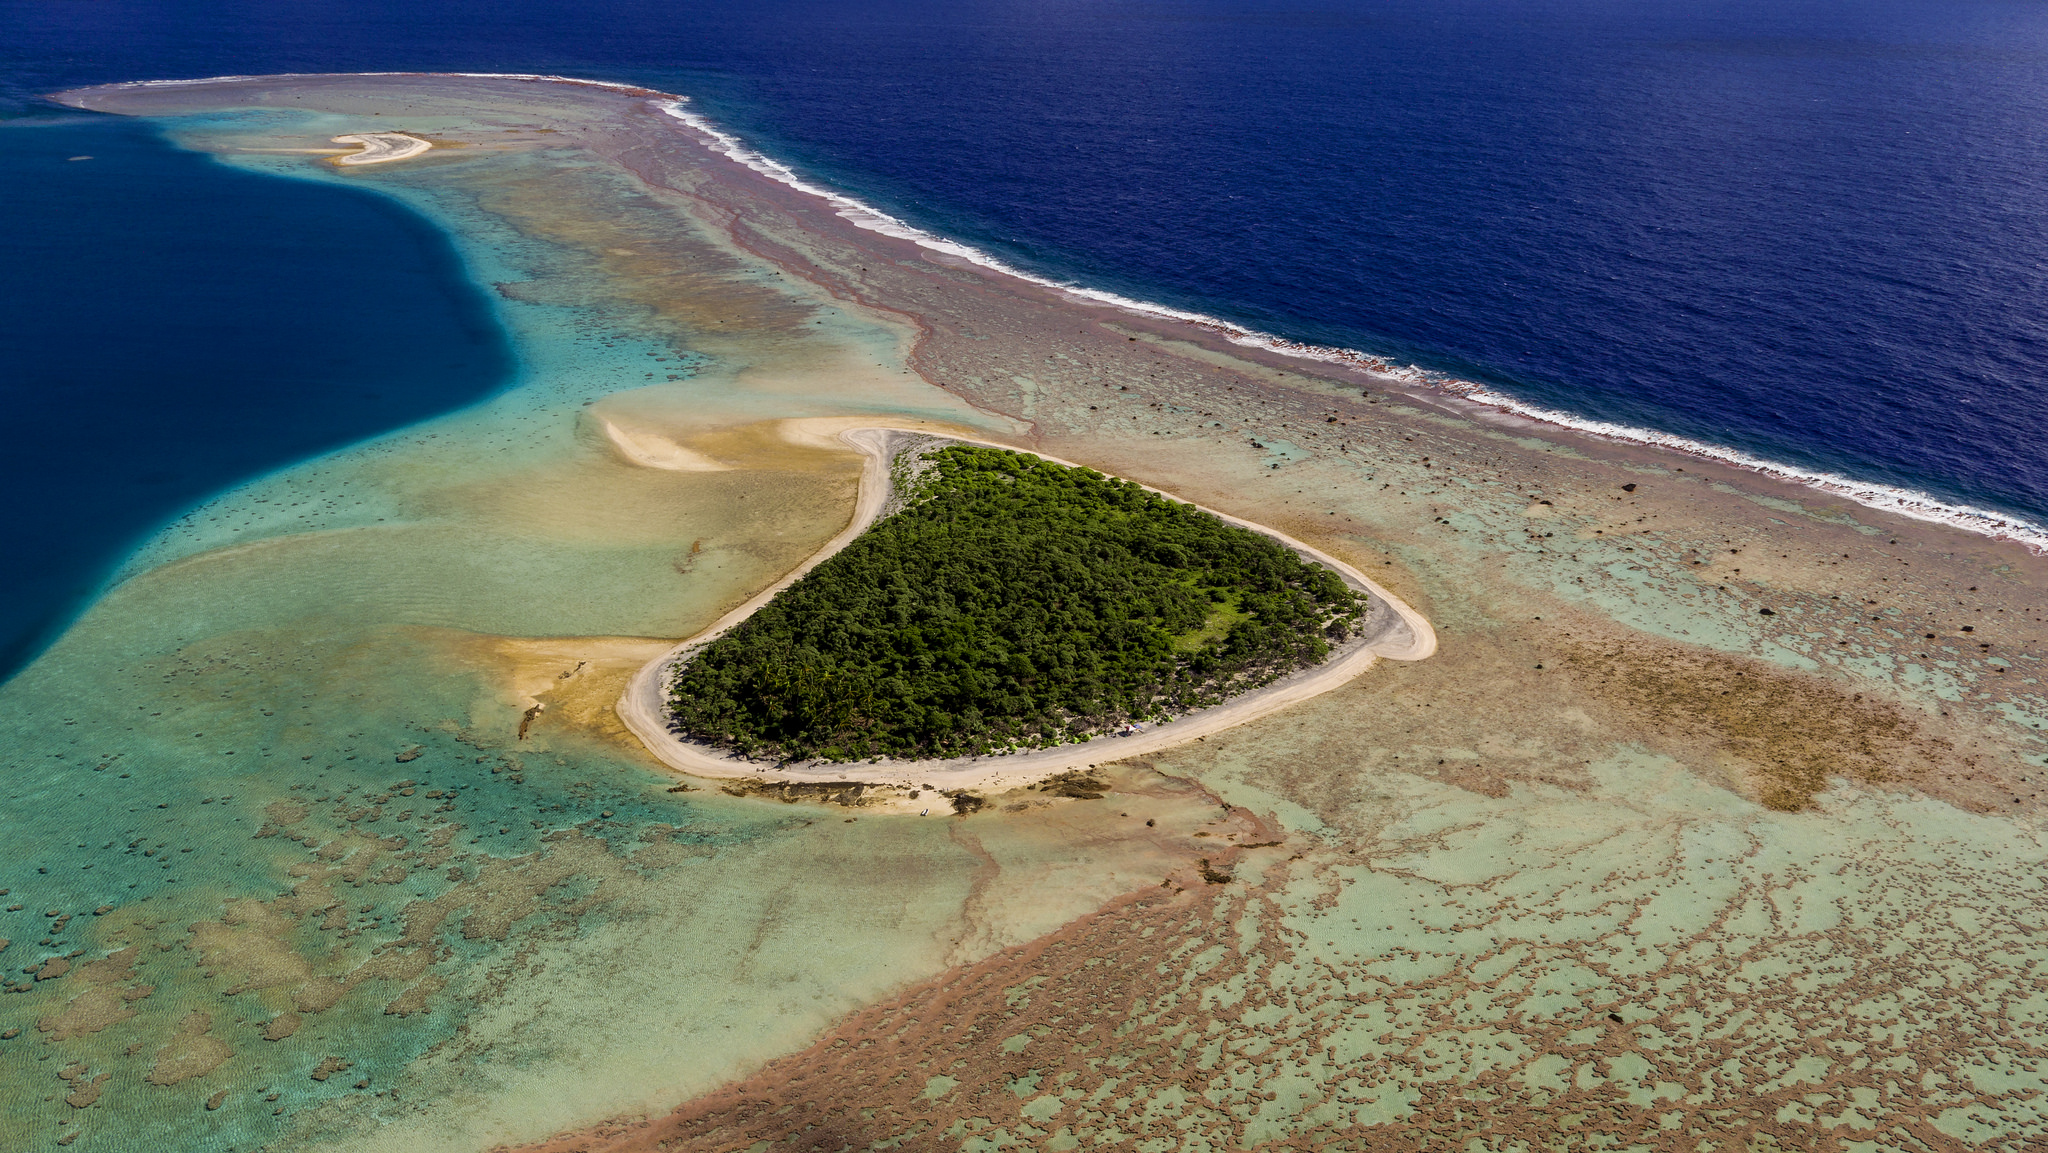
[5,0,2048,674]
[0,112,512,679]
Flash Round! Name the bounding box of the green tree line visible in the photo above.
[667,445,1365,762]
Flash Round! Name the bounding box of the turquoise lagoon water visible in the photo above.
[0,109,513,682]
[6,92,2048,1153]
[0,106,998,1152]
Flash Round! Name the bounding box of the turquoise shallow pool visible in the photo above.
[0,103,1001,1151]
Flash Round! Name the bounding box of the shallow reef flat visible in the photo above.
[5,71,2046,1152]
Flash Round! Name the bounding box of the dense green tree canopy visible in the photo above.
[667,445,1366,762]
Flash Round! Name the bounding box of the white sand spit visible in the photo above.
[330,132,432,165]
[599,419,735,471]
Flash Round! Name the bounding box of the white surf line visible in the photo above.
[93,70,663,95]
[330,132,432,165]
[74,70,2041,551]
[616,424,1435,795]
[641,94,2048,556]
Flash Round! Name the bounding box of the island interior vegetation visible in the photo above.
[666,445,1367,762]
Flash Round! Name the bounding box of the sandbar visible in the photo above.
[597,417,735,471]
[330,131,431,165]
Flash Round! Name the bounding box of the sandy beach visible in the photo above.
[614,422,1437,792]
[329,131,431,165]
[29,71,2048,1153]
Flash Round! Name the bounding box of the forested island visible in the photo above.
[666,444,1368,763]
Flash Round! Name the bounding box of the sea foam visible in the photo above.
[645,96,2048,555]
[90,71,2048,554]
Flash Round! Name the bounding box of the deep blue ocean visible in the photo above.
[5,0,2048,680]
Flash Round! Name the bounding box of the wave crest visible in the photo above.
[649,96,2048,554]
[90,71,2048,553]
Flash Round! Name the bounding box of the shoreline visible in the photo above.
[330,131,432,165]
[615,421,1437,793]
[30,70,2048,1153]
[649,89,2048,556]
[57,70,2048,555]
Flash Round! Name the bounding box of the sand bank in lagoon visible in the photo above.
[330,131,432,165]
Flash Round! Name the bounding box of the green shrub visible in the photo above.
[667,445,1364,762]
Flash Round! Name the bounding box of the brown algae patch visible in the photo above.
[144,1012,233,1086]
[36,948,148,1043]
[1559,636,1952,810]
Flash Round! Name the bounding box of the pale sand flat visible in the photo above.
[331,131,432,165]
[616,423,1436,793]
[598,418,735,471]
